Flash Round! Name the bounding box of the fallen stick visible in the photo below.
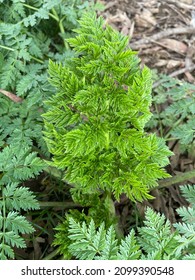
[130,27,195,50]
[152,64,195,88]
[165,0,195,11]
[158,169,195,189]
[104,0,118,11]
[169,64,195,77]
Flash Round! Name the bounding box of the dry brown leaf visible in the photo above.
[33,238,44,259]
[169,186,188,206]
[155,59,168,67]
[159,38,188,54]
[168,197,177,223]
[180,158,193,172]
[170,142,180,169]
[156,49,171,59]
[141,46,161,54]
[105,10,133,36]
[167,60,182,69]
[185,71,195,83]
[150,189,162,211]
[0,89,23,103]
[135,8,157,28]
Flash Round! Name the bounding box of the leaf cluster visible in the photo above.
[0,0,97,154]
[43,12,172,202]
[55,185,195,260]
[147,73,195,153]
[0,144,43,259]
[0,0,100,259]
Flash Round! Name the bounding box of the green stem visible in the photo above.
[154,103,163,137]
[22,4,68,49]
[164,117,183,139]
[105,100,110,149]
[59,17,69,50]
[43,166,63,180]
[22,3,58,21]
[158,169,195,188]
[104,191,124,239]
[51,7,59,20]
[1,188,6,258]
[105,132,110,149]
[42,248,60,260]
[0,45,44,64]
[39,201,79,208]
[30,56,44,64]
[166,137,177,141]
[51,9,69,50]
[0,45,15,52]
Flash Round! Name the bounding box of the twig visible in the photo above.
[0,89,23,103]
[158,169,195,188]
[165,2,190,25]
[104,0,118,11]
[169,64,195,77]
[164,0,195,11]
[152,64,195,88]
[130,27,195,50]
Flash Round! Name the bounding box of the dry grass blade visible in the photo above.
[0,88,23,103]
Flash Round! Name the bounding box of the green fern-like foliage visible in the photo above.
[0,0,100,260]
[147,73,195,154]
[66,208,175,260]
[0,144,44,259]
[43,12,172,202]
[0,183,39,260]
[173,185,195,258]
[63,185,195,260]
[0,0,98,154]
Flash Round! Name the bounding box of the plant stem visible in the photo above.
[42,248,60,260]
[43,165,63,179]
[165,137,177,141]
[30,56,44,64]
[0,45,44,64]
[154,103,163,137]
[158,169,195,188]
[51,9,69,50]
[0,45,15,52]
[104,191,124,239]
[22,4,68,50]
[164,117,183,139]
[1,188,6,258]
[39,201,80,208]
[22,3,58,21]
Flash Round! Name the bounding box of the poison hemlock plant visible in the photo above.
[43,12,173,259]
[43,12,172,203]
[60,185,195,260]
[0,144,44,259]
